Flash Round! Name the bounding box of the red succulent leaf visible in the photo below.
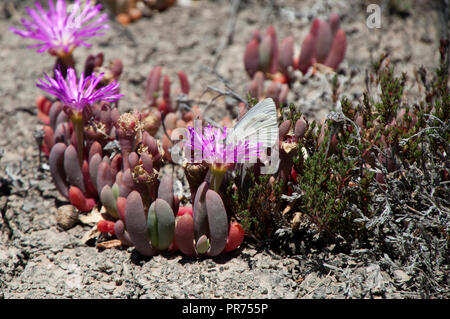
[69,186,95,212]
[223,222,245,252]
[177,71,190,95]
[177,206,193,217]
[297,33,317,74]
[324,29,347,70]
[244,38,260,78]
[97,220,115,235]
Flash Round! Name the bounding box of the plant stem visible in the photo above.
[210,164,227,193]
[71,113,84,167]
[54,51,75,78]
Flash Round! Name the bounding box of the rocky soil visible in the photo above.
[0,0,448,298]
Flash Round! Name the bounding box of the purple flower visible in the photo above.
[184,124,263,165]
[10,0,108,54]
[37,67,123,112]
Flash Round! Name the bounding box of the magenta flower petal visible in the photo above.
[10,0,109,54]
[37,67,123,112]
[184,124,263,164]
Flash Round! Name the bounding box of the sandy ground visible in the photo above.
[0,0,447,298]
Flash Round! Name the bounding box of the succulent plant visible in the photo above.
[297,14,347,74]
[22,3,408,261]
[124,190,157,256]
[223,221,245,253]
[142,66,200,163]
[192,182,229,256]
[13,0,448,279]
[39,84,165,193]
[147,198,175,250]
[247,71,289,109]
[112,172,245,257]
[145,66,190,115]
[244,14,347,81]
[40,92,244,258]
[174,211,197,256]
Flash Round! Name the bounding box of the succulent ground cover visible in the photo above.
[0,0,448,299]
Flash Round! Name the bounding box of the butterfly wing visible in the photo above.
[227,98,278,149]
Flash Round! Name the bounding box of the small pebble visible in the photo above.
[55,205,79,230]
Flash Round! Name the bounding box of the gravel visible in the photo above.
[0,0,447,299]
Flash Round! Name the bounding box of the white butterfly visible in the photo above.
[226,98,279,152]
[171,98,280,173]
